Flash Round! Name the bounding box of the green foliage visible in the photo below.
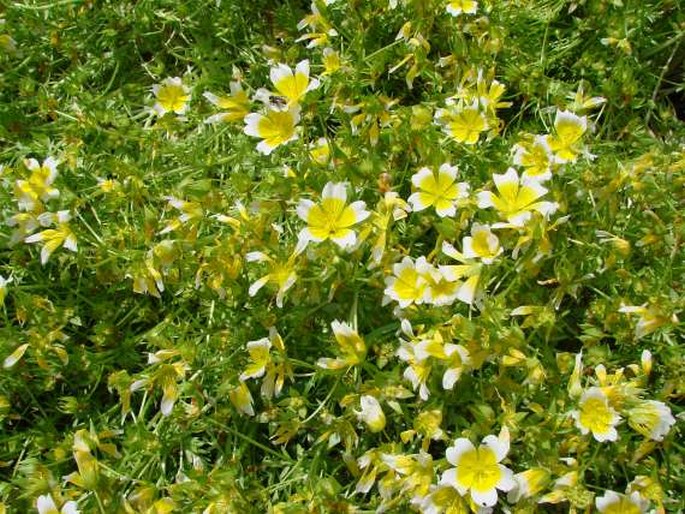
[0,0,683,512]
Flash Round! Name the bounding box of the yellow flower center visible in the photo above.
[579,397,614,436]
[456,447,502,493]
[307,197,357,240]
[602,498,642,514]
[157,84,189,113]
[257,111,297,147]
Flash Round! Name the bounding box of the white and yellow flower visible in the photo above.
[295,182,370,254]
[246,251,297,308]
[435,101,488,145]
[618,303,678,339]
[407,163,469,218]
[446,0,478,16]
[626,399,676,441]
[14,157,59,212]
[317,320,366,370]
[512,135,554,182]
[0,274,11,306]
[384,256,429,308]
[159,196,203,234]
[507,468,550,503]
[571,387,621,442]
[228,382,255,416]
[440,241,483,305]
[36,494,79,514]
[547,109,587,163]
[24,211,77,265]
[244,106,300,155]
[356,395,386,433]
[462,223,502,264]
[595,490,649,514]
[240,337,272,381]
[152,77,191,116]
[440,428,515,508]
[268,60,319,107]
[203,81,250,124]
[477,167,558,227]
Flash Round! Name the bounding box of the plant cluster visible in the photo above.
[0,0,683,512]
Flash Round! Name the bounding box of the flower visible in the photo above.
[152,77,191,116]
[24,211,77,265]
[618,303,677,339]
[512,135,554,182]
[383,256,429,308]
[507,468,550,503]
[268,60,319,106]
[595,490,649,514]
[547,109,587,163]
[159,196,203,234]
[439,242,483,305]
[243,106,300,155]
[446,0,478,16]
[203,81,250,123]
[240,337,272,381]
[295,182,370,254]
[0,274,11,306]
[322,47,341,74]
[407,163,469,218]
[36,494,79,514]
[626,399,676,441]
[462,224,502,264]
[228,382,255,416]
[440,428,515,508]
[14,157,59,212]
[571,387,621,442]
[435,101,488,144]
[476,167,558,227]
[356,395,386,433]
[317,320,366,369]
[245,251,297,308]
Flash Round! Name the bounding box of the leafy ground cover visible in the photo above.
[0,0,684,512]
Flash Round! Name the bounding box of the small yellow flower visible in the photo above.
[618,303,677,339]
[0,275,11,306]
[571,387,621,442]
[36,494,79,514]
[240,337,272,381]
[24,211,77,265]
[203,81,250,124]
[308,137,331,165]
[295,182,370,253]
[408,163,469,218]
[228,382,255,416]
[383,256,428,308]
[446,0,478,16]
[317,320,366,370]
[477,167,558,227]
[435,102,488,145]
[440,241,483,305]
[462,223,502,264]
[322,47,341,74]
[268,59,319,107]
[356,395,386,433]
[512,135,554,182]
[626,399,676,441]
[14,157,59,212]
[152,77,191,116]
[507,468,550,503]
[246,252,297,308]
[595,490,649,514]
[440,428,515,508]
[244,106,300,155]
[547,109,587,163]
[159,196,203,234]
